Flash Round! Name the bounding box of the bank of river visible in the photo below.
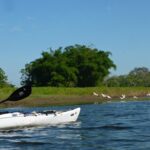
[0,86,150,107]
[1,94,150,108]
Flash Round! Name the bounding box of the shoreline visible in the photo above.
[1,86,150,108]
[0,95,150,108]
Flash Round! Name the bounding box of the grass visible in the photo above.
[32,86,150,97]
[0,86,150,108]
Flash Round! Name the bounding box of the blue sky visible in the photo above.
[0,0,150,86]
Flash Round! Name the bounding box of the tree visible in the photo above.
[104,67,150,87]
[0,68,8,87]
[21,45,116,87]
[63,45,116,86]
[128,67,150,86]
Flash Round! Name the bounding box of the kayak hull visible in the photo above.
[0,107,80,129]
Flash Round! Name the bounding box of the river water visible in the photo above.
[0,100,150,150]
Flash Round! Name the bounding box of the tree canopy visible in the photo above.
[0,67,9,87]
[21,45,116,87]
[104,67,150,87]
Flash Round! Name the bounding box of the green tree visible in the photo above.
[0,68,9,87]
[21,45,116,87]
[105,67,150,87]
[127,67,150,86]
[63,45,116,86]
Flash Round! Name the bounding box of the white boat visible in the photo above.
[0,85,81,129]
[0,107,80,129]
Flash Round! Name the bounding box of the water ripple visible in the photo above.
[0,102,150,149]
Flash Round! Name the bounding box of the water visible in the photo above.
[0,101,150,149]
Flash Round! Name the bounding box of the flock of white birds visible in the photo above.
[92,92,150,100]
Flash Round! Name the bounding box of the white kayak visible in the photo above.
[0,107,80,129]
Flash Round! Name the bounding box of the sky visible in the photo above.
[0,0,150,86]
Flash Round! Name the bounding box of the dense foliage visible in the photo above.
[0,67,10,87]
[21,45,116,87]
[104,67,150,87]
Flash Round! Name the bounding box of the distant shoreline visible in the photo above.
[1,95,150,108]
[0,87,150,108]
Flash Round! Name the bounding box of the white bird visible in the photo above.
[93,92,99,97]
[120,94,126,99]
[101,93,111,99]
[101,93,107,98]
[106,95,112,99]
[146,93,150,97]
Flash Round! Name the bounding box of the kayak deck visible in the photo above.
[0,107,80,129]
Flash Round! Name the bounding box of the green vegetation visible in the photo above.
[21,44,116,87]
[1,44,150,108]
[0,86,150,108]
[31,86,150,98]
[30,86,149,96]
[0,68,12,87]
[104,67,150,87]
[1,44,150,89]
